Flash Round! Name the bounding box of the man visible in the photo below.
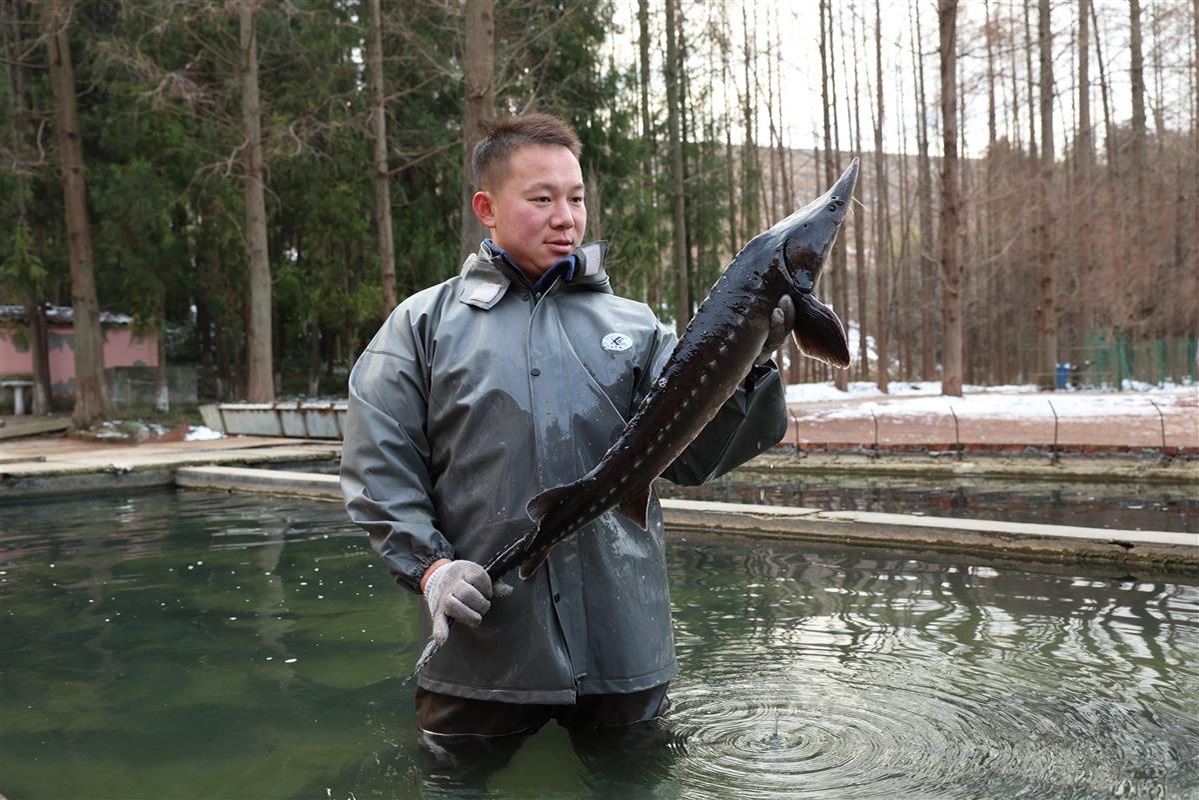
[340,113,789,763]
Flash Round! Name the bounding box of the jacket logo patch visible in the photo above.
[602,333,633,353]
[468,283,501,304]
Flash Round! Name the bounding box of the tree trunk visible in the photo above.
[42,0,111,426]
[26,301,52,415]
[938,0,962,397]
[1193,0,1198,328]
[1129,0,1146,189]
[664,0,688,335]
[913,0,936,381]
[637,0,657,310]
[740,1,760,241]
[4,0,52,414]
[307,327,321,397]
[873,0,890,393]
[677,9,696,307]
[819,0,847,390]
[1077,0,1095,334]
[156,309,169,413]
[851,2,869,381]
[983,0,998,385]
[459,0,494,263]
[1128,0,1148,330]
[240,0,273,402]
[1023,0,1038,160]
[1034,0,1057,390]
[368,0,398,310]
[1091,1,1116,171]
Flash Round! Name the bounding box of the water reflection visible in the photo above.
[1,491,1196,799]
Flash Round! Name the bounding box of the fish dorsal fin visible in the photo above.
[616,487,651,530]
[793,293,851,368]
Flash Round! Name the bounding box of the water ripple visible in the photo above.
[662,546,1199,800]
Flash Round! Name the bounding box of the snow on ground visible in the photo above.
[184,425,226,441]
[786,381,1196,420]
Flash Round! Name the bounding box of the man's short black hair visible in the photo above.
[472,113,583,191]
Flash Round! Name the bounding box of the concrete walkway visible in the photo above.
[0,434,339,495]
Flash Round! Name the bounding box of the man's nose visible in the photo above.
[549,198,574,228]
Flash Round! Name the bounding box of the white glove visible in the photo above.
[423,560,513,646]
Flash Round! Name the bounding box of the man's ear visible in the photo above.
[472,191,496,229]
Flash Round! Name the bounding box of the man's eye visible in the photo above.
[571,197,584,205]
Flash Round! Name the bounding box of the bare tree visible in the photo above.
[41,0,111,425]
[912,0,936,381]
[851,0,870,380]
[938,0,962,397]
[1130,0,1147,194]
[820,0,849,390]
[873,0,890,393]
[740,1,761,242]
[1091,2,1116,170]
[1128,0,1149,327]
[1076,0,1095,334]
[368,0,398,312]
[1034,0,1057,390]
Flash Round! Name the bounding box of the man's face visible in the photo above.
[472,144,587,277]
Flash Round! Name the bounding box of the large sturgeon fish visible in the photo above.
[413,158,858,673]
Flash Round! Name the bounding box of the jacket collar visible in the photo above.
[458,241,612,310]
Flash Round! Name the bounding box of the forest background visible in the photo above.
[1,0,1196,426]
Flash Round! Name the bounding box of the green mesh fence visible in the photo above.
[1075,332,1197,388]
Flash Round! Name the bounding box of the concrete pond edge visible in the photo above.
[169,465,1198,578]
[2,456,1194,577]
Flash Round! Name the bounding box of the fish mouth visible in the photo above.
[782,240,817,294]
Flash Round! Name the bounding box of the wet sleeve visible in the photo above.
[339,318,455,593]
[637,322,788,487]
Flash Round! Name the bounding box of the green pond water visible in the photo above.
[1,490,1197,799]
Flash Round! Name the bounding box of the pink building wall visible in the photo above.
[0,325,159,398]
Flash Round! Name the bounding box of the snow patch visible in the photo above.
[786,381,1195,421]
[185,425,225,442]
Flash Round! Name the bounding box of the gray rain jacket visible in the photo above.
[340,243,787,704]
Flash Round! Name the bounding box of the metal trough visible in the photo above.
[198,401,348,439]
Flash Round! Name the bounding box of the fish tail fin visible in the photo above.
[517,484,574,580]
[793,293,851,369]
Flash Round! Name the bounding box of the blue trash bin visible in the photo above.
[1055,362,1070,390]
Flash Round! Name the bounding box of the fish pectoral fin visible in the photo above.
[517,547,553,581]
[616,488,651,530]
[793,293,851,369]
